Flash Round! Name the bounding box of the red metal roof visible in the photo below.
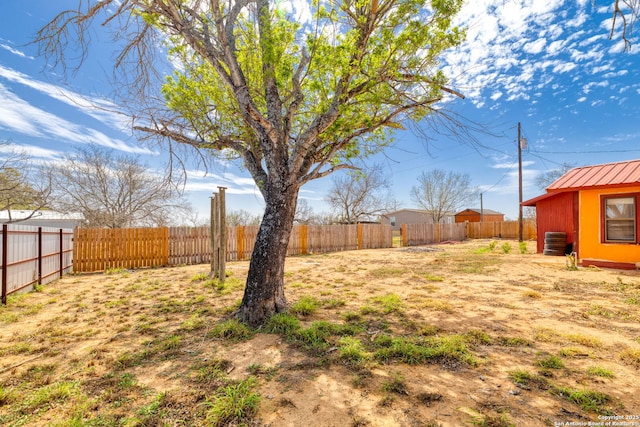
[522,192,556,206]
[547,159,640,191]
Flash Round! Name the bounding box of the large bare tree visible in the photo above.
[410,169,477,224]
[49,145,190,228]
[0,142,52,223]
[326,165,396,223]
[227,209,262,227]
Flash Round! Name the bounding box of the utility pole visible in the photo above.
[480,193,484,222]
[518,122,523,242]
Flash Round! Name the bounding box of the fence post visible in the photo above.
[218,187,226,280]
[210,194,218,276]
[59,229,64,279]
[37,227,42,285]
[299,224,308,255]
[1,224,6,304]
[73,228,79,272]
[357,223,363,250]
[401,224,407,247]
[237,225,245,261]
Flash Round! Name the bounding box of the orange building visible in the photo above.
[523,159,640,270]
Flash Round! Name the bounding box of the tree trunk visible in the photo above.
[236,183,298,326]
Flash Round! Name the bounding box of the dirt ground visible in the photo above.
[1,239,640,427]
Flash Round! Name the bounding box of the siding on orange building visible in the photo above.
[578,185,640,268]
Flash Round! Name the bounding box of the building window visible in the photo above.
[603,196,636,242]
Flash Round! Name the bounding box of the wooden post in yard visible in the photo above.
[209,187,227,282]
[210,192,218,276]
[218,187,227,282]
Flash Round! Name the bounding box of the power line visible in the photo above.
[527,152,568,167]
[481,159,517,193]
[534,149,640,154]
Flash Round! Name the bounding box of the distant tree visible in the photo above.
[410,169,477,223]
[326,165,396,224]
[535,163,574,190]
[294,199,315,225]
[0,142,52,223]
[182,210,209,227]
[315,211,340,225]
[49,145,190,228]
[226,209,262,227]
[523,206,537,221]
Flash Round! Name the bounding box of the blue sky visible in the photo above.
[1,0,639,222]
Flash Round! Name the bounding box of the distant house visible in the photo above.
[454,208,504,223]
[0,210,84,229]
[522,159,640,270]
[379,209,455,231]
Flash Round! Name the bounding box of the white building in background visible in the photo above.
[0,210,84,229]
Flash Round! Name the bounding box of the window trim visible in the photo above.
[600,193,639,244]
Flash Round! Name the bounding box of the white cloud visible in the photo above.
[0,84,44,136]
[183,169,261,196]
[442,0,628,109]
[0,83,149,154]
[578,34,607,47]
[492,160,535,169]
[552,62,577,73]
[0,65,131,134]
[0,142,64,161]
[602,70,628,78]
[0,43,34,59]
[546,24,565,40]
[283,0,312,23]
[546,39,566,55]
[582,81,609,94]
[569,48,604,62]
[592,64,613,73]
[524,38,547,54]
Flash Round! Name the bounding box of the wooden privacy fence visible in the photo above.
[1,224,74,304]
[73,227,169,272]
[72,221,535,273]
[401,223,467,246]
[74,223,393,272]
[465,220,537,240]
[169,226,211,265]
[217,223,392,259]
[401,221,537,247]
[176,223,393,260]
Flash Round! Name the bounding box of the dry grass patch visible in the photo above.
[619,348,640,368]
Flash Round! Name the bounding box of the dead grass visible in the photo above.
[1,239,639,426]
